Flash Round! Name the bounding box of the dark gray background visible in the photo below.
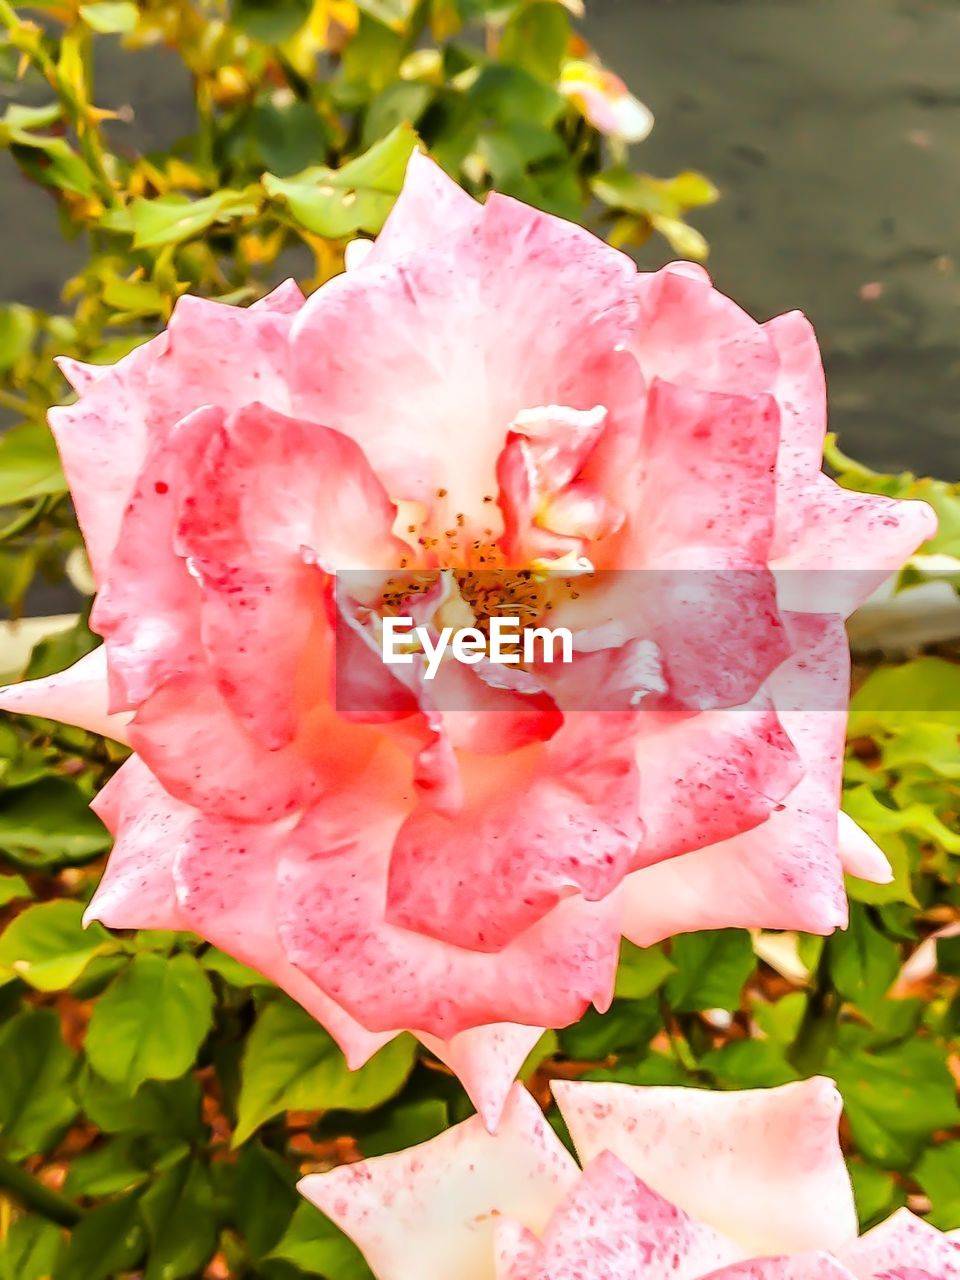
[2,0,958,476]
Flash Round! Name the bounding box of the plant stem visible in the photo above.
[789,942,840,1076]
[0,1157,82,1227]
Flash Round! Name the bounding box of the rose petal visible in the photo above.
[552,1076,857,1257]
[622,614,855,942]
[129,675,322,823]
[420,1023,545,1133]
[171,808,393,1068]
[364,149,483,267]
[0,646,131,743]
[49,295,295,581]
[528,1151,744,1280]
[274,757,621,1038]
[632,267,779,397]
[836,1209,960,1280]
[84,756,190,930]
[299,1083,578,1280]
[290,191,637,524]
[703,1258,855,1279]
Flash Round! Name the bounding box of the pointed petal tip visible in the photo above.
[55,355,105,394]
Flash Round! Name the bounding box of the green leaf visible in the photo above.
[500,2,570,82]
[101,275,169,318]
[466,64,565,127]
[234,997,416,1144]
[832,1036,960,1168]
[79,2,139,33]
[849,656,960,731]
[269,1202,373,1279]
[63,1135,162,1198]
[354,1098,449,1158]
[264,125,418,239]
[361,82,433,149]
[700,1039,799,1089]
[251,97,332,178]
[0,305,35,372]
[592,167,718,218]
[232,0,312,42]
[843,784,960,856]
[558,997,661,1061]
[0,778,111,866]
[5,133,95,197]
[916,1144,960,1230]
[0,1215,64,1280]
[827,906,901,1015]
[85,953,215,1093]
[234,1144,299,1260]
[0,1008,77,1158]
[848,1161,904,1230]
[356,0,419,28]
[614,940,676,999]
[0,422,66,506]
[139,1156,217,1280]
[664,930,755,1012]
[200,946,273,988]
[124,190,261,249]
[79,1071,204,1140]
[0,899,115,991]
[55,1190,146,1280]
[0,872,32,906]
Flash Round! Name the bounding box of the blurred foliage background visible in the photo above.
[0,1,957,1278]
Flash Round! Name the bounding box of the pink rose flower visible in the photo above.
[0,153,934,1126]
[302,1077,960,1280]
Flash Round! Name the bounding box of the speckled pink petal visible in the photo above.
[0,646,131,744]
[772,473,936,616]
[83,755,190,931]
[631,701,800,868]
[703,1257,856,1279]
[129,674,321,823]
[55,355,105,394]
[289,191,637,523]
[627,379,781,566]
[251,277,306,314]
[552,1076,857,1257]
[92,405,218,709]
[48,332,165,581]
[299,1084,579,1280]
[364,149,482,268]
[593,375,791,715]
[529,1151,744,1280]
[622,613,855,942]
[632,266,779,397]
[179,403,406,574]
[420,1024,545,1133]
[176,404,407,745]
[49,295,295,582]
[836,1209,960,1279]
[763,312,825,491]
[494,1219,541,1280]
[385,731,640,952]
[274,758,621,1038]
[170,809,393,1069]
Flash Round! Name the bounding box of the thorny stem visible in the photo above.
[0,0,120,209]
